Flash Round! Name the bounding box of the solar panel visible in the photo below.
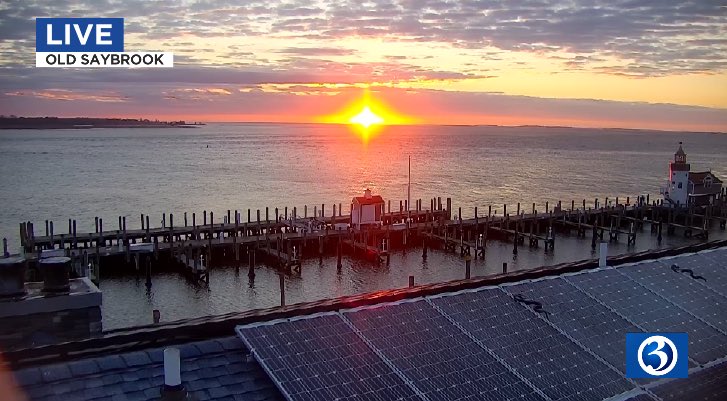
[501,277,644,375]
[565,269,725,366]
[343,299,546,401]
[650,360,727,400]
[666,251,727,297]
[617,260,727,334]
[236,313,423,401]
[429,288,635,401]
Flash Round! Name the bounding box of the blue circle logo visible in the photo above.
[637,335,679,376]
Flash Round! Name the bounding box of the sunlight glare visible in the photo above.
[349,106,384,128]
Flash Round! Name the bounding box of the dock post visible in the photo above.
[265,207,269,223]
[153,236,159,260]
[285,207,288,221]
[408,275,414,288]
[657,220,663,243]
[400,200,403,213]
[275,207,279,224]
[2,238,7,258]
[279,274,285,306]
[162,213,165,228]
[591,225,597,249]
[465,255,471,279]
[93,217,98,234]
[192,213,196,230]
[227,210,231,225]
[169,214,174,252]
[545,202,549,214]
[516,203,520,216]
[204,211,207,226]
[503,204,507,217]
[422,238,427,259]
[446,198,452,219]
[184,212,188,227]
[145,216,150,242]
[336,237,342,271]
[304,205,307,218]
[141,214,144,230]
[488,205,492,217]
[339,203,342,217]
[292,207,297,223]
[248,247,256,278]
[145,256,152,287]
[502,262,507,274]
[247,209,251,223]
[72,219,77,249]
[322,204,325,218]
[513,229,518,255]
[532,203,536,214]
[50,221,54,249]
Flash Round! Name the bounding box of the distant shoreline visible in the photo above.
[0,117,202,130]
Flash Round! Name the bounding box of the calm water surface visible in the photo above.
[1,124,725,329]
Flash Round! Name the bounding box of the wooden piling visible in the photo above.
[502,262,508,274]
[408,275,414,288]
[336,237,342,271]
[279,274,285,306]
[248,247,256,278]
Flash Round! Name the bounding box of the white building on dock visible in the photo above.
[351,189,385,229]
[662,142,723,207]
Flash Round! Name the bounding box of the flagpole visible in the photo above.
[408,155,411,222]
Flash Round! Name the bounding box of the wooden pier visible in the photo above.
[3,192,726,285]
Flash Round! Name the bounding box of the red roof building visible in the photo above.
[351,189,385,228]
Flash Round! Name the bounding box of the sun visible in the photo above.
[349,106,384,128]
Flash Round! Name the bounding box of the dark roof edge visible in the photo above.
[5,239,727,369]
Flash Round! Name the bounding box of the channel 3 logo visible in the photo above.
[626,333,688,378]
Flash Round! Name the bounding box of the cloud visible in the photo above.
[5,89,128,102]
[276,47,357,56]
[0,0,724,76]
[2,84,726,132]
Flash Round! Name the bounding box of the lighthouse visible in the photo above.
[664,142,690,207]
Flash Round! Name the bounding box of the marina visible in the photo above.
[2,127,726,332]
[5,191,726,289]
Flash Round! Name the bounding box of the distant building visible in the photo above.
[662,142,723,207]
[351,189,385,229]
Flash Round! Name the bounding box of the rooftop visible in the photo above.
[6,242,727,401]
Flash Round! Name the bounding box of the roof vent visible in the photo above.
[39,256,71,293]
[0,256,26,298]
[364,188,372,199]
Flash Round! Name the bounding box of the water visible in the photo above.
[1,124,726,329]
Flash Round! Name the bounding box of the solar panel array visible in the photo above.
[238,248,727,401]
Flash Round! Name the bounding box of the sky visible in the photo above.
[0,0,726,131]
